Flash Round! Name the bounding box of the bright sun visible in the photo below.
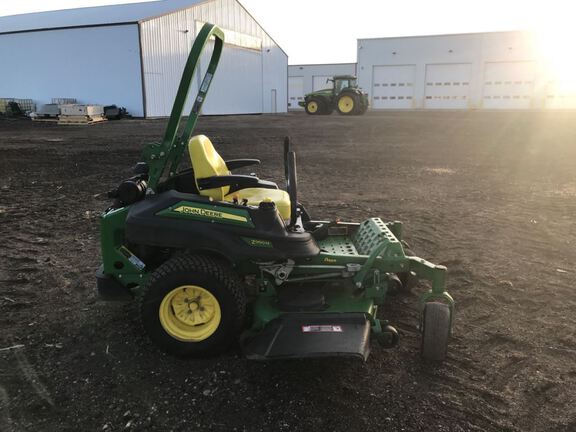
[535,25,576,93]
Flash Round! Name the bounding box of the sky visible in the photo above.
[0,0,573,64]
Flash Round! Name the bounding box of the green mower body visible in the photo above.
[299,75,369,115]
[97,24,453,361]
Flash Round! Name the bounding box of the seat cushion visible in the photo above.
[188,135,230,200]
[225,188,291,220]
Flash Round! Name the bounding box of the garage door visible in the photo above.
[544,81,576,109]
[288,76,304,110]
[425,64,471,109]
[313,75,332,91]
[482,62,535,109]
[372,65,415,109]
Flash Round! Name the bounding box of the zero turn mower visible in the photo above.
[97,24,454,361]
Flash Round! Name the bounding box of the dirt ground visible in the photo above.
[0,111,575,432]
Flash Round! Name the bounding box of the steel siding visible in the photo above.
[141,0,287,117]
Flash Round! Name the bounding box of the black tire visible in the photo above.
[421,302,452,362]
[336,93,359,115]
[139,254,246,357]
[354,103,368,115]
[305,98,324,115]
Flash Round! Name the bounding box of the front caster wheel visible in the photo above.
[420,302,451,362]
[139,254,246,357]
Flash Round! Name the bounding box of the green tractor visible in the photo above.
[97,24,453,361]
[299,75,369,115]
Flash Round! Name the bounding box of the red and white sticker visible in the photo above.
[301,325,343,333]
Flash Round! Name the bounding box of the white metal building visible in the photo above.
[0,0,287,117]
[288,63,356,110]
[357,31,576,110]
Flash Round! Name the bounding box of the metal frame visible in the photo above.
[142,23,224,190]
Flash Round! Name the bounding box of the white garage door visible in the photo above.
[425,63,472,109]
[372,65,415,109]
[544,81,576,109]
[288,76,304,110]
[482,62,535,109]
[313,75,332,91]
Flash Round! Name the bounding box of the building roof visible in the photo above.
[357,29,529,42]
[0,0,205,34]
[289,62,356,67]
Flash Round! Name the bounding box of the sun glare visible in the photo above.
[535,25,576,93]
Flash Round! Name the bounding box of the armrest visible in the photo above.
[225,159,260,170]
[197,175,260,190]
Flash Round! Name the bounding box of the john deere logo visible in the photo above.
[323,257,337,263]
[173,205,247,222]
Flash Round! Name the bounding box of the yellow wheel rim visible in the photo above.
[159,285,221,342]
[338,95,354,113]
[307,101,318,113]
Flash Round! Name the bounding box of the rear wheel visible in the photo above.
[139,254,245,357]
[354,103,368,115]
[337,94,357,115]
[420,302,452,362]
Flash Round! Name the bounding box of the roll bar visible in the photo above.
[143,23,225,190]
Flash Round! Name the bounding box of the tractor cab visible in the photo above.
[331,75,358,93]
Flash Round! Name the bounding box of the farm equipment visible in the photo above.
[0,98,35,117]
[96,23,454,361]
[299,75,369,115]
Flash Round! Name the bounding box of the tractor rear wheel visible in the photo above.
[305,99,324,115]
[354,103,368,115]
[336,94,358,115]
[139,254,246,357]
[420,302,451,362]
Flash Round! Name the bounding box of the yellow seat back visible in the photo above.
[188,135,230,200]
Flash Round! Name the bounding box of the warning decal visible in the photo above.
[302,325,343,333]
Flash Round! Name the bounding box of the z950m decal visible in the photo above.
[242,237,273,248]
